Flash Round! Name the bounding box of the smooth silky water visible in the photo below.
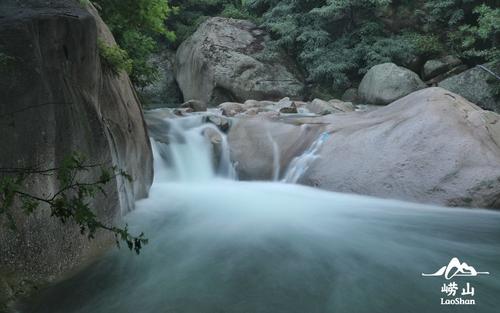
[21,116,500,313]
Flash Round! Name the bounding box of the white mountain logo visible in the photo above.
[422,257,490,280]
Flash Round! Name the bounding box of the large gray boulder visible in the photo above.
[0,1,153,307]
[359,63,426,105]
[175,17,304,105]
[439,63,500,113]
[302,87,500,208]
[229,88,500,208]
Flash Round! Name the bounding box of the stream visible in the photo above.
[21,116,500,313]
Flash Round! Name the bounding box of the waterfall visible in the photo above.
[21,115,500,313]
[267,132,281,181]
[151,115,236,182]
[282,132,330,183]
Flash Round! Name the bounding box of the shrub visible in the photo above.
[98,40,133,75]
[95,0,175,86]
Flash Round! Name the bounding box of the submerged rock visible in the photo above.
[359,63,426,105]
[175,17,304,105]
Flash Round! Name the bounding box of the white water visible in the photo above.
[23,117,500,313]
[282,132,330,183]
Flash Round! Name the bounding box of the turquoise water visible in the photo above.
[20,117,500,313]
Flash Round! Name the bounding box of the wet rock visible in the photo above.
[205,115,231,132]
[279,106,298,114]
[181,99,207,112]
[219,102,244,117]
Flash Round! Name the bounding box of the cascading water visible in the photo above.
[281,132,330,183]
[21,117,500,313]
[152,115,236,182]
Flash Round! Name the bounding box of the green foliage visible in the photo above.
[98,40,133,75]
[404,33,444,57]
[448,4,500,64]
[424,0,499,64]
[0,153,147,254]
[167,0,253,45]
[243,0,499,92]
[79,0,91,6]
[246,0,414,90]
[95,0,174,87]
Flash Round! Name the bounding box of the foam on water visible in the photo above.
[21,116,500,313]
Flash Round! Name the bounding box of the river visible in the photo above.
[21,115,500,313]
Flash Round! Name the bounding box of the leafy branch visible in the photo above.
[0,152,147,254]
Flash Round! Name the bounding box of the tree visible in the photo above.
[0,153,147,254]
[93,0,176,88]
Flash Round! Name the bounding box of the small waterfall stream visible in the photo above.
[21,116,500,313]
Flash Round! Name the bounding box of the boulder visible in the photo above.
[228,88,500,208]
[341,88,360,103]
[228,118,324,180]
[137,50,183,108]
[359,63,426,105]
[181,99,207,112]
[425,64,468,85]
[279,106,298,114]
[305,99,354,115]
[302,88,500,208]
[0,1,153,306]
[422,56,462,80]
[175,17,304,105]
[219,102,244,117]
[439,63,500,113]
[329,100,355,112]
[205,115,231,132]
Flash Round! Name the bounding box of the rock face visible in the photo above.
[175,17,304,105]
[359,63,426,105]
[228,118,324,180]
[0,0,153,306]
[302,88,500,208]
[439,63,500,113]
[422,56,462,80]
[138,50,183,108]
[229,88,500,208]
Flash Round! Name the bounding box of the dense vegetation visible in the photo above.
[92,0,498,94]
[166,0,499,93]
[93,0,176,88]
